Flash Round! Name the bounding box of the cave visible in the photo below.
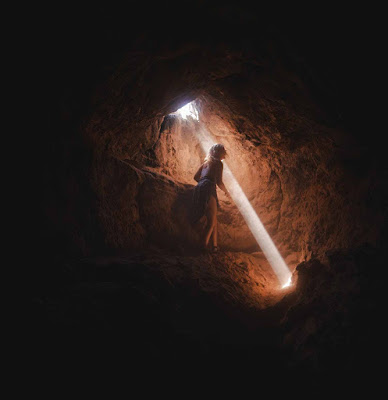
[27,3,386,391]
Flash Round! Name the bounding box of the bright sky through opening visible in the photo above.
[174,102,199,121]
[173,101,292,289]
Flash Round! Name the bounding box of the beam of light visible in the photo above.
[194,123,293,289]
[173,101,199,121]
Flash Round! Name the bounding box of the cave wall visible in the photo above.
[80,45,385,267]
[195,78,385,261]
[280,243,385,375]
[35,5,386,264]
[27,5,387,386]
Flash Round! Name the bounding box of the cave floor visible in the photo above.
[28,250,297,377]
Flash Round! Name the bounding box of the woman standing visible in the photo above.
[191,143,230,252]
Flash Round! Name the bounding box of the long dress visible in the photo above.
[190,159,223,224]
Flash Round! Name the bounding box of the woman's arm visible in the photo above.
[218,180,229,195]
[194,165,203,182]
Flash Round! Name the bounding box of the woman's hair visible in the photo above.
[204,143,226,162]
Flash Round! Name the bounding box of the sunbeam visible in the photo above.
[173,101,293,289]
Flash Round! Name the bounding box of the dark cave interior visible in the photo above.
[26,3,387,390]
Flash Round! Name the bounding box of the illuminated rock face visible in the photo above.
[36,16,386,270]
[34,9,386,280]
[77,50,385,269]
[34,3,386,269]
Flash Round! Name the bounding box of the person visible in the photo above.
[191,143,230,252]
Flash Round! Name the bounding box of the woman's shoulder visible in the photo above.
[205,159,222,169]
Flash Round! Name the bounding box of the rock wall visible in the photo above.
[29,5,387,386]
[34,4,386,268]
[280,243,385,375]
[81,54,385,267]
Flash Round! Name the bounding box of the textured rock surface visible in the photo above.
[280,243,385,376]
[81,50,385,267]
[33,4,386,264]
[29,3,387,388]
